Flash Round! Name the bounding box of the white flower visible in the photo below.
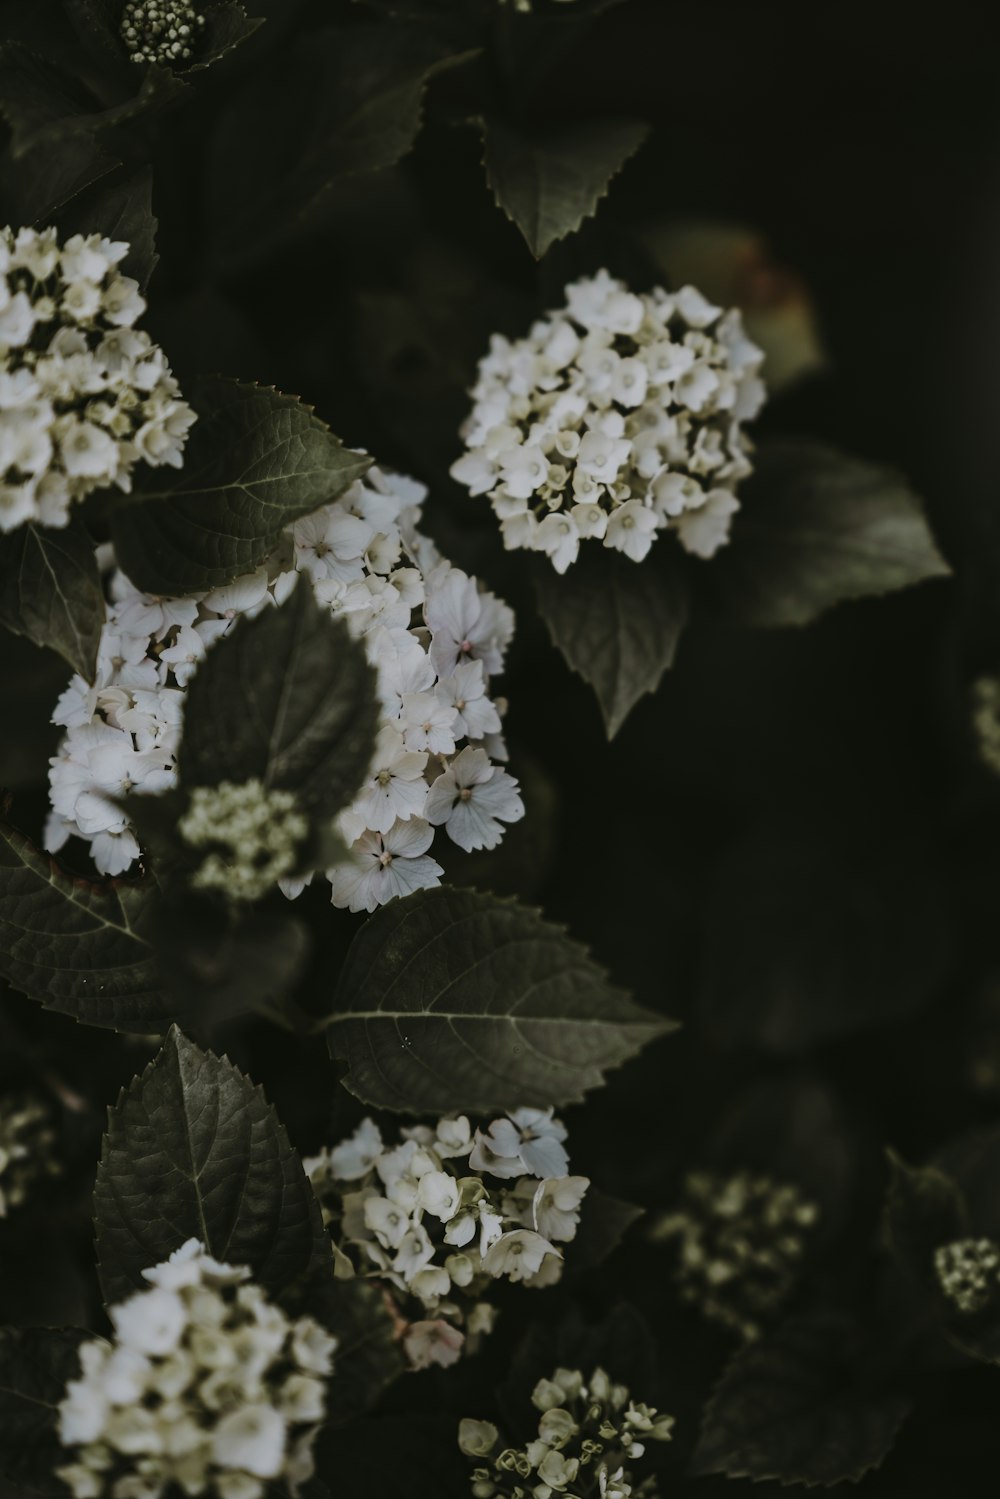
[350,724,428,833]
[1,225,195,532]
[424,565,515,678]
[111,1289,187,1356]
[451,269,764,571]
[212,1405,287,1478]
[470,1109,570,1180]
[482,1229,560,1283]
[325,1118,383,1182]
[404,1319,464,1369]
[424,747,524,852]
[327,817,443,913]
[531,1176,590,1242]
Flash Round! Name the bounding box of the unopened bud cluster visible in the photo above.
[57,1238,337,1499]
[305,1109,589,1370]
[934,1237,1000,1316]
[178,779,308,902]
[0,1094,59,1217]
[650,1170,818,1341]
[120,0,206,66]
[459,1366,674,1499]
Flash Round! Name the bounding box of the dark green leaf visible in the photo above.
[189,3,265,71]
[569,1188,644,1273]
[689,1313,912,1487]
[535,545,690,738]
[94,1026,331,1306]
[328,885,675,1113]
[0,519,104,681]
[0,42,186,156]
[209,25,473,264]
[708,440,951,627]
[177,580,379,822]
[482,116,648,259]
[0,818,174,1034]
[110,377,371,596]
[884,1149,968,1291]
[51,166,158,290]
[0,1327,88,1497]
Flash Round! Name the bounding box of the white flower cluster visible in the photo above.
[178,780,308,902]
[305,1110,589,1370]
[459,1366,674,1499]
[650,1170,818,1341]
[0,226,195,534]
[46,466,524,902]
[0,1094,59,1217]
[121,0,206,66]
[934,1237,1000,1316]
[57,1238,337,1499]
[451,269,765,573]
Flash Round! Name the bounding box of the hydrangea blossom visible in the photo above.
[56,1238,337,1499]
[120,0,206,65]
[179,780,309,902]
[459,1366,675,1499]
[450,269,765,572]
[650,1170,818,1341]
[0,225,196,533]
[934,1237,1000,1316]
[0,1094,59,1217]
[46,467,523,904]
[304,1110,589,1369]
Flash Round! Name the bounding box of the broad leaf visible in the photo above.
[0,42,185,156]
[534,545,690,738]
[569,1188,644,1272]
[0,1327,88,1497]
[209,25,473,265]
[328,885,675,1113]
[884,1149,968,1291]
[110,377,371,596]
[51,166,158,289]
[178,580,379,822]
[0,519,104,681]
[189,3,264,71]
[483,116,648,259]
[689,1312,912,1487]
[0,818,173,1034]
[708,440,951,626]
[94,1027,331,1307]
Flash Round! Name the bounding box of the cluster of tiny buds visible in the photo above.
[0,1093,60,1217]
[649,1170,818,1341]
[120,0,206,66]
[934,1237,1000,1316]
[460,1365,674,1499]
[178,780,309,903]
